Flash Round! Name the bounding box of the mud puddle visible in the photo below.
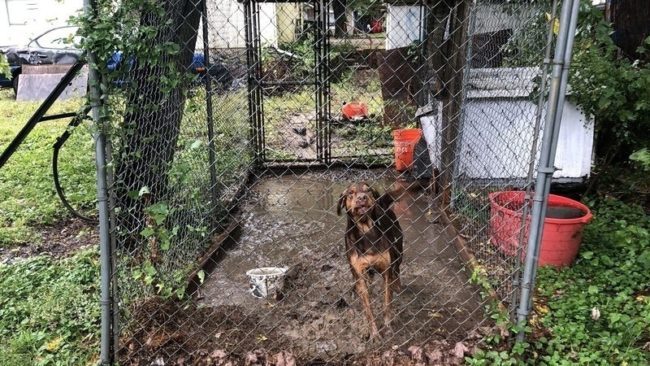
[199,170,486,361]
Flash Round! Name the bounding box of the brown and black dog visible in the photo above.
[337,182,404,338]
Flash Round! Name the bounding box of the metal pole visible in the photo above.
[528,0,581,304]
[511,0,559,316]
[0,62,85,169]
[82,0,112,363]
[200,0,221,213]
[516,0,579,342]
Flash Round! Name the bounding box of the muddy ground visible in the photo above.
[120,170,490,364]
[0,218,97,264]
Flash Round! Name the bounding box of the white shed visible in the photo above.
[384,5,425,50]
[385,3,594,183]
[421,68,594,184]
[202,0,302,49]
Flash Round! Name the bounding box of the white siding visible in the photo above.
[420,68,594,183]
[201,0,277,49]
[385,5,424,50]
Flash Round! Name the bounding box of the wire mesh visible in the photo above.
[98,0,560,363]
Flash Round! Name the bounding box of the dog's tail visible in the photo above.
[378,181,408,206]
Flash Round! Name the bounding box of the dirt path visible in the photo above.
[197,170,486,361]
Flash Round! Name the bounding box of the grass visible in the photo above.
[0,84,252,364]
[0,249,100,365]
[468,198,650,365]
[0,89,96,246]
[261,71,391,161]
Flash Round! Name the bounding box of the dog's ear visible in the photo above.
[370,186,381,201]
[337,189,347,216]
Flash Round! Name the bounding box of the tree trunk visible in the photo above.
[439,0,470,208]
[114,0,201,251]
[333,0,348,37]
[609,0,650,61]
[346,9,355,35]
[422,0,470,208]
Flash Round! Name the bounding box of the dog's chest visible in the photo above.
[348,225,392,254]
[349,250,391,273]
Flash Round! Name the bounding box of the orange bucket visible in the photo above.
[488,191,593,267]
[392,128,422,171]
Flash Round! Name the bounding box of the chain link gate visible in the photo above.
[92,0,572,363]
[245,0,332,164]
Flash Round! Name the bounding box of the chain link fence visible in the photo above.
[94,0,563,363]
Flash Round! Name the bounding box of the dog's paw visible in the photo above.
[367,327,382,341]
[367,332,382,343]
[381,323,394,337]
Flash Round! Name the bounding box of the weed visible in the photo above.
[467,198,650,365]
[0,249,100,365]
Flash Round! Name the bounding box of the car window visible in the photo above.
[31,27,80,49]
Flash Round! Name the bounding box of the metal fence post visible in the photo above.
[516,0,581,342]
[82,0,113,363]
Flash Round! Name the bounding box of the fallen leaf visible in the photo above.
[635,295,646,303]
[45,337,63,352]
[591,307,601,320]
[151,356,165,366]
[452,342,469,358]
[210,350,227,359]
[426,349,443,361]
[534,303,550,315]
[381,350,396,366]
[274,351,296,366]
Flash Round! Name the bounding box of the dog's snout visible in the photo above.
[356,193,369,203]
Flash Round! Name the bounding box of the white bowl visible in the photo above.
[246,267,288,299]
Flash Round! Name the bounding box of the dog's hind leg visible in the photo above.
[382,270,394,332]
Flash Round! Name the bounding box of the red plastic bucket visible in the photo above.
[341,102,368,120]
[392,128,422,171]
[488,191,593,267]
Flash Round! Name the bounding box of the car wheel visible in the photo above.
[12,75,18,94]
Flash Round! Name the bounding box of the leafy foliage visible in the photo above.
[501,1,557,68]
[0,54,9,77]
[534,198,650,365]
[0,250,100,365]
[568,1,650,164]
[630,148,650,171]
[467,198,650,365]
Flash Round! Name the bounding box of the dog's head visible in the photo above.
[337,182,380,221]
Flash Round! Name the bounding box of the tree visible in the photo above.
[609,0,650,61]
[333,0,348,36]
[113,0,201,250]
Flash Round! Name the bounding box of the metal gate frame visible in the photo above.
[244,0,332,165]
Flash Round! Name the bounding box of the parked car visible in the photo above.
[0,26,81,91]
[0,25,232,92]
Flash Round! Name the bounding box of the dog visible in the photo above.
[337,182,404,338]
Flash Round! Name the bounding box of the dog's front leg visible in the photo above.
[355,275,380,338]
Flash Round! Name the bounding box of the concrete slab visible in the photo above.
[16,65,88,101]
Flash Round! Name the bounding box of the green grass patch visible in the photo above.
[0,249,100,365]
[532,198,650,365]
[0,90,96,246]
[468,198,650,365]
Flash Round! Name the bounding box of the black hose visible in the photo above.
[52,106,97,224]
